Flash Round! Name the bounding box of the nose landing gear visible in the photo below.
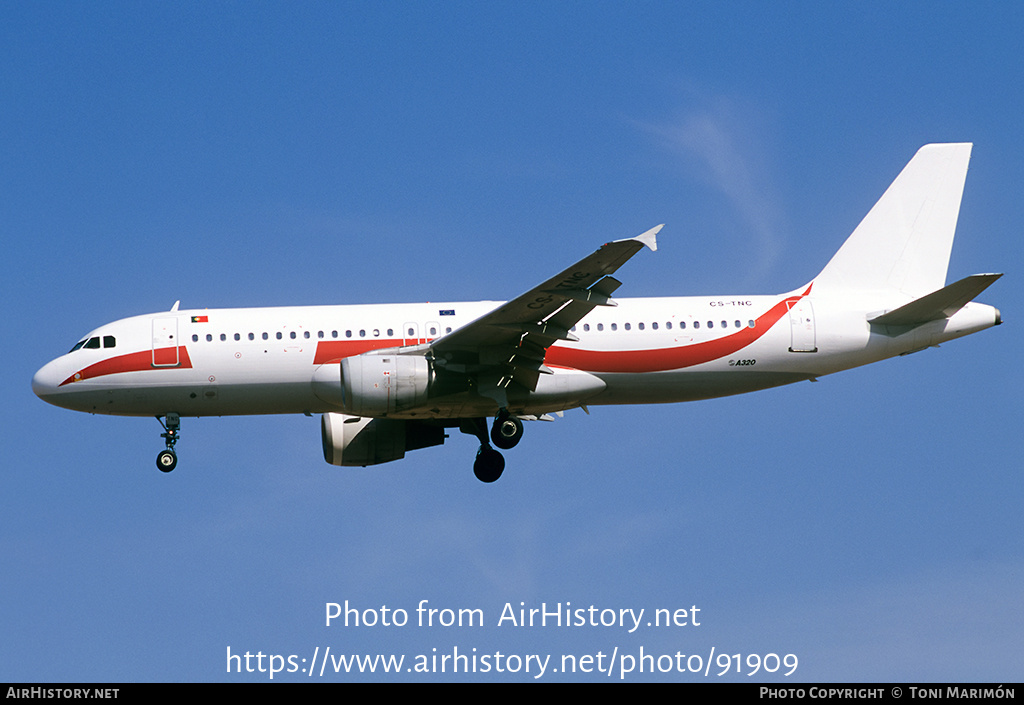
[156,413,180,472]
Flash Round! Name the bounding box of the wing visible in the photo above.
[426,225,661,395]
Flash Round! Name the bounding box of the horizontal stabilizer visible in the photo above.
[869,273,1002,326]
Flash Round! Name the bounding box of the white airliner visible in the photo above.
[33,143,1002,482]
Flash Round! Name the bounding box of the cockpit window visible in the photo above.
[69,335,115,352]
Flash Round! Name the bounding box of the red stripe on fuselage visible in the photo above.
[59,347,193,386]
[60,289,808,386]
[545,292,804,373]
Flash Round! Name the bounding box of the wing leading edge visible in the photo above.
[425,225,662,396]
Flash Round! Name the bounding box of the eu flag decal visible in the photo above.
[439,309,455,316]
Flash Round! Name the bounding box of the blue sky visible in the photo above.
[3,2,1022,682]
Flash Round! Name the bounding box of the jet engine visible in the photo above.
[321,412,445,467]
[338,352,433,417]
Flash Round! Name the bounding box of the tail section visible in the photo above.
[812,143,973,298]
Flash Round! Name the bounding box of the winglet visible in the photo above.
[632,224,662,252]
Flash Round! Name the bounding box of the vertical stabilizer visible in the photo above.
[813,143,972,298]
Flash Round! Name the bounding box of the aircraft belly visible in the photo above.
[388,368,812,416]
[46,381,326,417]
[590,369,814,405]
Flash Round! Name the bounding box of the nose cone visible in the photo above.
[32,359,64,405]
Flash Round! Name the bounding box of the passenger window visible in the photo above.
[290,331,296,339]
[668,321,674,330]
[734,320,741,328]
[428,327,436,336]
[276,332,283,340]
[249,333,255,340]
[234,333,241,341]
[748,320,756,328]
[318,331,324,339]
[220,334,227,341]
[262,332,269,340]
[360,329,367,338]
[694,321,700,329]
[192,334,199,342]
[206,334,213,342]
[345,330,352,338]
[611,323,617,331]
[304,331,310,339]
[583,324,590,332]
[387,329,394,337]
[638,322,644,330]
[624,323,631,331]
[597,323,604,331]
[331,330,338,338]
[652,322,658,330]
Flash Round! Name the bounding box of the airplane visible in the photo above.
[32,143,1002,483]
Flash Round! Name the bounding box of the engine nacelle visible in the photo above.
[321,412,445,467]
[339,352,433,416]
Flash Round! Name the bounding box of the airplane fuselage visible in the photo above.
[32,290,1000,420]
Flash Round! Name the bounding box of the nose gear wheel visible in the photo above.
[156,413,180,473]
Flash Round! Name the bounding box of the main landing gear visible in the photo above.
[491,409,524,450]
[463,410,525,483]
[156,413,180,472]
[474,445,505,484]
